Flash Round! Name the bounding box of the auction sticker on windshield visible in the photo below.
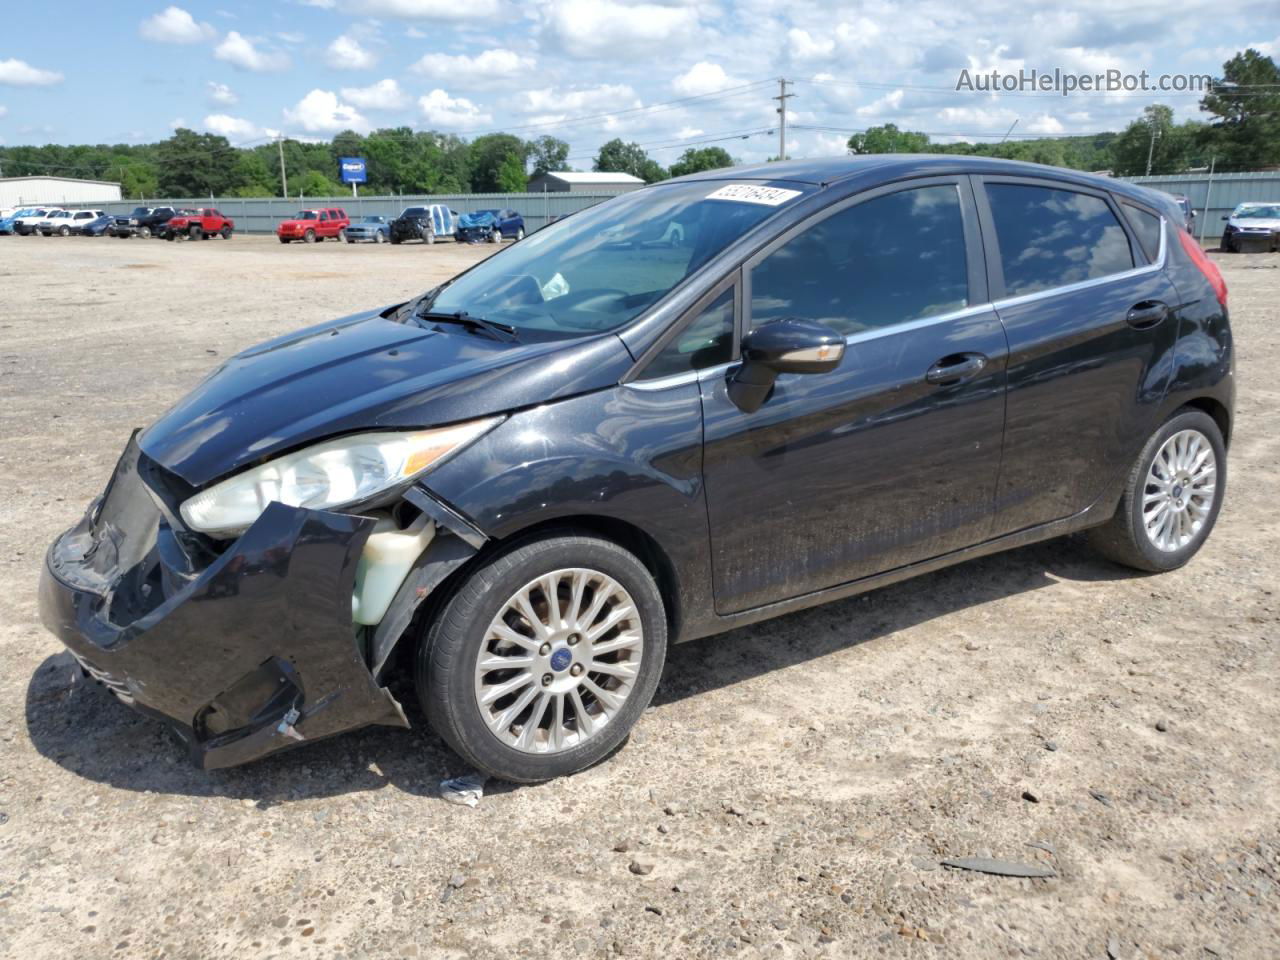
[705,184,803,206]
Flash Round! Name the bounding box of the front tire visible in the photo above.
[1088,409,1226,572]
[417,533,667,783]
[138,226,152,239]
[304,229,316,243]
[220,226,233,239]
[189,225,204,241]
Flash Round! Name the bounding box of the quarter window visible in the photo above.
[1121,202,1163,262]
[640,288,735,379]
[986,183,1134,296]
[749,185,969,337]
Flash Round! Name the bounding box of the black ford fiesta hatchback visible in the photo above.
[40,156,1233,782]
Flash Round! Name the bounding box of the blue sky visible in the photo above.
[1,0,1277,166]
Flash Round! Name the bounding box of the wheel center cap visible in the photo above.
[1172,484,1184,499]
[549,647,573,672]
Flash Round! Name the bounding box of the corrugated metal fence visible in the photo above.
[1121,172,1280,240]
[74,191,626,235]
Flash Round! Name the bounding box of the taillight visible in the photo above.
[1177,230,1228,308]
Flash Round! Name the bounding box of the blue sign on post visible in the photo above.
[339,157,367,184]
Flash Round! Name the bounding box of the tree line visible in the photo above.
[1,49,1274,199]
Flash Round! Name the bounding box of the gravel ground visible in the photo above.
[1,234,1277,960]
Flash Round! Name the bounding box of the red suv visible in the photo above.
[276,208,350,244]
[163,208,235,241]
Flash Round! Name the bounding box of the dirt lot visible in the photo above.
[0,233,1276,959]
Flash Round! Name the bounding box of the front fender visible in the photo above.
[423,383,714,641]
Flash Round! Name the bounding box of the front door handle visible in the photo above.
[1126,300,1168,329]
[926,353,988,386]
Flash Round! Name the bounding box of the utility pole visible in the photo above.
[1144,123,1159,176]
[277,135,288,198]
[1198,155,1216,246]
[773,78,794,161]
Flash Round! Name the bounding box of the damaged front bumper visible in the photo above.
[38,435,415,769]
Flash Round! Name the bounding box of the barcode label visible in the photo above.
[705,184,803,206]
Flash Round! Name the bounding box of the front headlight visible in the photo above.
[179,417,501,538]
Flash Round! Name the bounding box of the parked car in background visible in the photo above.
[37,210,95,236]
[0,208,44,235]
[163,208,235,240]
[389,204,455,244]
[37,156,1232,783]
[58,210,109,235]
[1169,194,1195,233]
[79,212,118,237]
[345,215,390,243]
[1220,202,1280,252]
[456,208,525,243]
[276,208,350,243]
[12,208,59,235]
[114,206,177,239]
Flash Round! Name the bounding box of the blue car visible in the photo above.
[456,207,525,243]
[78,212,118,237]
[0,208,40,235]
[344,216,390,243]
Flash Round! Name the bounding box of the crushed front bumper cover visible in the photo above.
[38,434,409,769]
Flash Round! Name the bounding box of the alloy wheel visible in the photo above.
[473,567,644,755]
[1143,428,1217,552]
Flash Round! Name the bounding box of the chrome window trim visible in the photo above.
[992,215,1167,312]
[842,302,995,347]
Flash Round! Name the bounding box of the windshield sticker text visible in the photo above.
[705,184,802,206]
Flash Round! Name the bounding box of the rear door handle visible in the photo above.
[1126,300,1168,329]
[926,353,988,385]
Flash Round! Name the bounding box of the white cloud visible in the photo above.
[207,81,237,105]
[139,6,215,44]
[202,113,267,139]
[284,89,371,133]
[516,84,639,123]
[170,117,187,129]
[359,0,499,18]
[0,105,7,118]
[539,0,701,58]
[411,48,533,81]
[418,89,491,128]
[671,62,737,97]
[340,78,409,110]
[328,34,377,69]
[0,58,63,86]
[214,31,291,72]
[788,28,835,61]
[297,0,334,6]
[855,89,904,118]
[1025,114,1067,134]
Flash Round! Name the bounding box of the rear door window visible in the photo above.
[985,183,1134,296]
[749,184,969,337]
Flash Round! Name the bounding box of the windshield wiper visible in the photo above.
[416,309,519,342]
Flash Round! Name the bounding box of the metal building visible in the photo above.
[0,176,123,208]
[526,171,645,193]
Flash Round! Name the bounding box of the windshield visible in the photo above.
[476,208,499,216]
[1236,205,1280,219]
[426,181,812,338]
[401,207,428,218]
[131,207,149,216]
[361,216,384,223]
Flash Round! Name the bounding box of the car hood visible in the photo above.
[138,308,633,487]
[1229,217,1280,230]
[277,220,316,229]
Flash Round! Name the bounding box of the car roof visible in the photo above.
[664,153,1180,220]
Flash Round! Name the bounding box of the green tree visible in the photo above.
[1109,104,1201,176]
[154,128,238,196]
[496,152,527,192]
[594,139,667,183]
[846,124,931,154]
[469,133,527,193]
[668,146,734,178]
[288,169,344,198]
[527,135,570,176]
[1199,48,1280,169]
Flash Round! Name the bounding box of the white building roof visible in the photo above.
[0,175,122,186]
[540,171,646,184]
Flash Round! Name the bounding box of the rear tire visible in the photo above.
[515,227,524,241]
[337,227,347,242]
[417,533,667,783]
[1088,409,1226,572]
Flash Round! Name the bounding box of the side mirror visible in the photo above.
[728,318,846,413]
[1221,215,1229,221]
